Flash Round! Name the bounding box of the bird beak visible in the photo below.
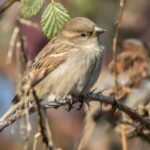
[94,26,107,35]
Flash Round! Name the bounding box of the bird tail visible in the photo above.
[0,95,20,131]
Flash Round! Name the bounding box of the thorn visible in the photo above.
[85,100,91,110]
[89,88,97,95]
[95,88,108,95]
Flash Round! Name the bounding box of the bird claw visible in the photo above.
[76,101,84,110]
[95,89,106,95]
[64,95,85,111]
[64,95,74,111]
[63,94,93,111]
[65,105,74,112]
[75,95,91,110]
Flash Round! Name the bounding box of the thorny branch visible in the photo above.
[87,94,150,128]
[0,93,150,132]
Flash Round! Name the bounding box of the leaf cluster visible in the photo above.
[21,0,70,39]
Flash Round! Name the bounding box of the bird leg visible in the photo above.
[64,94,87,111]
[64,95,74,111]
[76,95,86,110]
[72,95,91,110]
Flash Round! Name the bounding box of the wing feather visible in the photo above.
[22,38,73,87]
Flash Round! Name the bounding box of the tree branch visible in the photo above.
[86,94,150,128]
[0,93,150,132]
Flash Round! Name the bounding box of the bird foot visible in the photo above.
[64,95,74,111]
[75,95,91,110]
[64,94,93,111]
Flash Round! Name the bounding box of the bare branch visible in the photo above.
[19,18,40,30]
[112,0,126,91]
[6,26,20,64]
[87,94,150,129]
[32,89,55,150]
[120,125,127,150]
[0,93,150,132]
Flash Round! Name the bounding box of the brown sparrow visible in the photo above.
[0,17,106,122]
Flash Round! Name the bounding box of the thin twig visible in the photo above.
[19,18,40,30]
[15,24,31,148]
[33,132,41,150]
[113,0,127,148]
[32,123,58,150]
[112,0,126,91]
[43,110,55,148]
[0,0,19,14]
[18,33,28,67]
[7,18,37,67]
[6,26,20,64]
[0,102,35,132]
[32,89,54,150]
[16,22,29,71]
[120,125,127,150]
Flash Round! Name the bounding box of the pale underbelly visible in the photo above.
[36,52,102,105]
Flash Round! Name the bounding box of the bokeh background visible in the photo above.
[0,0,150,150]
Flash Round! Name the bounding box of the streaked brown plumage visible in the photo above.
[0,17,106,122]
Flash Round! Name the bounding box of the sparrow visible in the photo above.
[0,17,106,124]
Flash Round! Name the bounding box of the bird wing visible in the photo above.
[12,38,74,104]
[25,38,72,87]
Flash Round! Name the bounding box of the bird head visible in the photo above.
[58,17,106,45]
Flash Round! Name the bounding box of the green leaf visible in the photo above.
[41,2,70,39]
[21,0,44,18]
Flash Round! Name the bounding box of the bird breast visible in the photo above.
[36,42,104,103]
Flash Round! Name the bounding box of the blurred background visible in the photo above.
[0,0,150,150]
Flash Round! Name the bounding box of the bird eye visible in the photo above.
[81,33,87,37]
[80,32,91,38]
